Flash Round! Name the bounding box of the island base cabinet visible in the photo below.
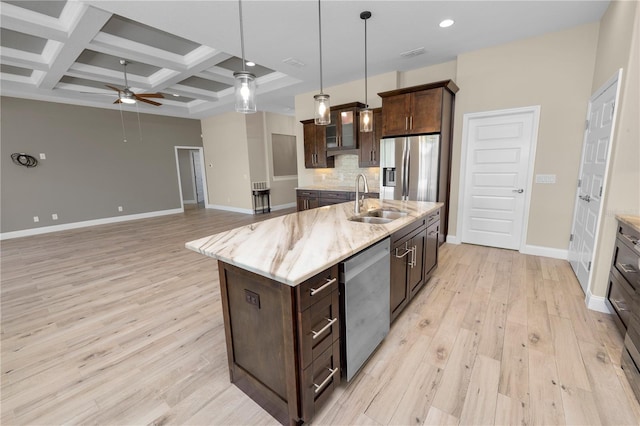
[217,261,340,425]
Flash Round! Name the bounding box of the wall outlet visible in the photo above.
[244,289,260,308]
[39,153,46,160]
[51,213,58,220]
[118,206,123,212]
[33,216,39,223]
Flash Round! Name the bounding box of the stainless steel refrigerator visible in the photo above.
[379,135,440,202]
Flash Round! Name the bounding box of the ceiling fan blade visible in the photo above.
[136,96,162,106]
[106,85,122,92]
[136,93,164,98]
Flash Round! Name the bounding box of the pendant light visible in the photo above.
[314,0,330,125]
[234,0,256,113]
[359,11,373,132]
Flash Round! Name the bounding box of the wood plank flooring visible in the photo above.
[2,207,639,425]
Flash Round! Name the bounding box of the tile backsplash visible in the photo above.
[313,155,380,191]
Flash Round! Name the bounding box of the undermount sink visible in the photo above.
[364,209,408,220]
[348,209,408,224]
[348,216,393,224]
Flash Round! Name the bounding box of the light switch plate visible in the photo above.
[535,174,556,184]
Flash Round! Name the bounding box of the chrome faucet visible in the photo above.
[354,173,369,215]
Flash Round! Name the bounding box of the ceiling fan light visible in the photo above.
[314,93,331,125]
[234,71,257,113]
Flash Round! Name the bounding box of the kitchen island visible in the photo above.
[186,199,442,424]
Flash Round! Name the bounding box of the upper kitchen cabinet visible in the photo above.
[326,102,365,152]
[379,80,459,138]
[359,108,382,167]
[302,119,335,169]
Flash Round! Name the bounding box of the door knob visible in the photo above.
[512,189,524,193]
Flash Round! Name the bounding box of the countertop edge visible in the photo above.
[616,214,640,234]
[186,200,443,287]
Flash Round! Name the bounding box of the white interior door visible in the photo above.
[568,71,621,294]
[460,108,538,250]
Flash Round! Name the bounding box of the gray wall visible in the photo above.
[1,97,202,233]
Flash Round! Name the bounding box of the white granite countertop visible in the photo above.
[186,199,442,286]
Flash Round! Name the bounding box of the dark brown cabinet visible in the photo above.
[379,80,458,244]
[607,219,640,334]
[390,209,441,322]
[297,189,379,212]
[359,108,382,167]
[297,189,319,211]
[326,103,364,151]
[218,262,340,425]
[302,120,334,169]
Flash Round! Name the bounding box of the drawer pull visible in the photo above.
[619,263,638,274]
[622,233,639,246]
[314,367,338,394]
[310,277,337,296]
[312,317,337,339]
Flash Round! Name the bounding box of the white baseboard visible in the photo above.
[183,200,196,205]
[271,202,296,211]
[520,244,568,260]
[586,289,611,314]
[446,235,460,244]
[0,208,184,240]
[206,204,254,215]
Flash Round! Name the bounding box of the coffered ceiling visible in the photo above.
[0,1,609,119]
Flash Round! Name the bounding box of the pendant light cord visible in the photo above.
[239,0,246,72]
[364,15,368,108]
[318,0,324,94]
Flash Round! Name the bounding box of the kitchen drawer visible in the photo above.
[608,269,634,333]
[348,192,379,201]
[319,191,349,201]
[298,289,340,369]
[297,190,319,198]
[297,265,339,312]
[618,222,640,252]
[613,236,640,291]
[427,208,441,226]
[300,341,341,421]
[391,217,426,246]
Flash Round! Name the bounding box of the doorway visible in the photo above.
[568,70,622,294]
[457,106,540,250]
[174,146,208,210]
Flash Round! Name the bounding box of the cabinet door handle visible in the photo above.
[611,298,628,312]
[410,245,417,268]
[410,116,413,130]
[310,277,337,296]
[314,367,338,394]
[312,317,337,339]
[618,263,637,274]
[405,117,409,130]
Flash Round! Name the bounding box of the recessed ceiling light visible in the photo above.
[439,19,454,28]
[246,61,255,67]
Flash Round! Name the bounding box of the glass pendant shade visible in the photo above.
[360,108,373,132]
[314,93,331,125]
[234,71,256,113]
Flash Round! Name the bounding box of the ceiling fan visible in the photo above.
[106,59,164,106]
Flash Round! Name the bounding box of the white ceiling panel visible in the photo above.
[0,0,610,119]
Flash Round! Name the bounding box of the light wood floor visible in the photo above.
[2,207,639,425]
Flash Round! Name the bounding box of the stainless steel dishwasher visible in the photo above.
[340,237,390,381]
